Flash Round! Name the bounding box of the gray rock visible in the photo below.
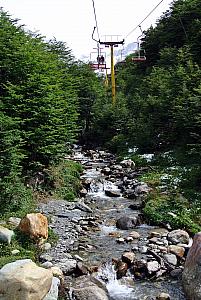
[170,268,182,278]
[75,202,92,213]
[135,183,151,194]
[41,262,54,269]
[164,253,177,266]
[147,261,160,274]
[120,159,135,169]
[56,259,77,275]
[116,216,139,230]
[76,262,89,276]
[40,254,53,262]
[0,226,14,244]
[0,259,52,300]
[129,231,140,239]
[44,277,60,300]
[11,249,20,255]
[8,217,21,227]
[43,242,52,251]
[128,200,143,208]
[167,229,189,245]
[71,276,109,300]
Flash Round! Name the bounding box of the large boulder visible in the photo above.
[71,276,109,300]
[0,259,53,300]
[182,232,201,300]
[18,213,48,242]
[116,216,139,230]
[0,226,14,244]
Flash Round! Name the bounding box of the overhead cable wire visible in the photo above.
[179,16,188,40]
[91,0,100,41]
[124,0,165,39]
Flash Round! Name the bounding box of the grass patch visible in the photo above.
[0,227,59,268]
[140,171,163,187]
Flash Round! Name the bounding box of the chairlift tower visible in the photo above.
[99,35,124,106]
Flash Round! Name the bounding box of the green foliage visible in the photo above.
[49,160,83,201]
[88,93,130,148]
[0,229,37,268]
[0,9,96,214]
[47,227,59,245]
[140,171,162,187]
[144,191,201,234]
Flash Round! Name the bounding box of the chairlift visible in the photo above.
[132,43,146,62]
[89,51,107,70]
[132,27,146,62]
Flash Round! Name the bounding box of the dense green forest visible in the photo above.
[0,9,105,214]
[0,0,201,232]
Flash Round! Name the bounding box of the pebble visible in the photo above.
[40,254,53,262]
[43,243,52,251]
[41,261,53,268]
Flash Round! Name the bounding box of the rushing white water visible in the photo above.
[100,225,119,235]
[97,263,134,299]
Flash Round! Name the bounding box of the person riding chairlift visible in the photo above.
[97,55,105,64]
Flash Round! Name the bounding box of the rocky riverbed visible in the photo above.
[37,146,191,299]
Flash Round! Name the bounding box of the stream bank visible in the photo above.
[39,146,188,299]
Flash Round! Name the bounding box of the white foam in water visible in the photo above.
[81,169,100,179]
[100,225,119,235]
[97,263,133,299]
[87,178,121,198]
[104,180,119,191]
[73,152,84,159]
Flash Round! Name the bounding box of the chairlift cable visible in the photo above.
[91,0,100,41]
[179,16,188,40]
[124,0,165,39]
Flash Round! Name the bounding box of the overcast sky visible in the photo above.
[1,0,172,60]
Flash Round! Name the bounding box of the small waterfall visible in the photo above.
[97,263,133,300]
